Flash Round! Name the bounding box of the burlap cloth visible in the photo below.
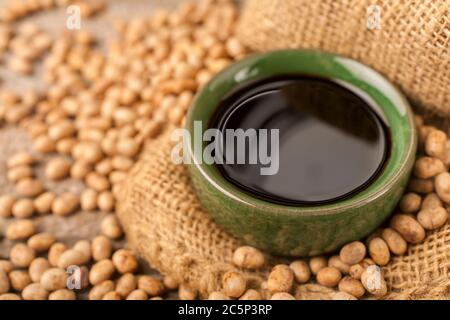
[237,0,450,118]
[117,129,274,297]
[117,0,450,299]
[117,128,450,300]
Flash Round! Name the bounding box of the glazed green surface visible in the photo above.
[186,50,417,256]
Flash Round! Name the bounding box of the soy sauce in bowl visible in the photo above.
[210,75,390,206]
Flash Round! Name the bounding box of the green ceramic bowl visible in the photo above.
[185,49,417,257]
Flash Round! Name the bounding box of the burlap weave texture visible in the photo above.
[118,129,450,299]
[237,0,450,117]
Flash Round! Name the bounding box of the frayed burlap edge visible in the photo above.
[117,128,278,298]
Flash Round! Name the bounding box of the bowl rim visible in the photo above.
[185,49,417,217]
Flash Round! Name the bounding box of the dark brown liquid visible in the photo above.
[210,75,389,206]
